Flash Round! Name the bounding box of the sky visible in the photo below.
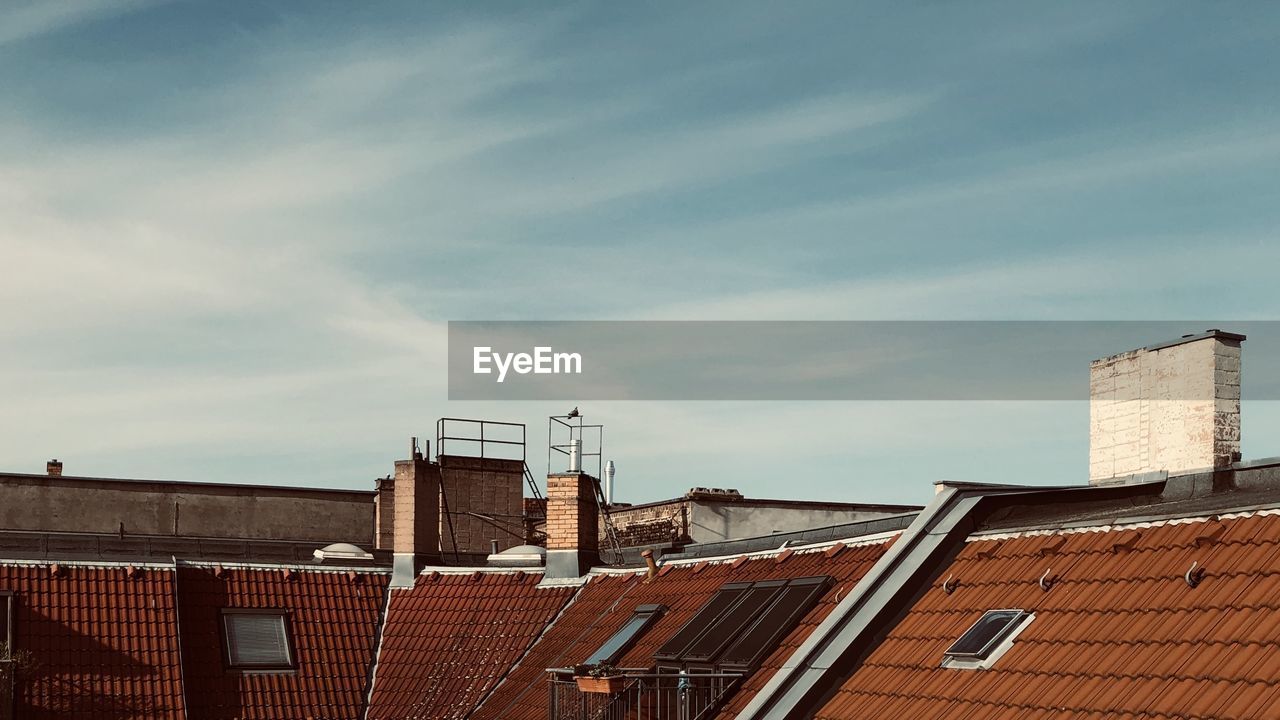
[2,1,1279,505]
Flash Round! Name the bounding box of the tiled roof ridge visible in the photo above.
[0,558,177,569]
[971,506,1280,541]
[361,571,396,719]
[477,570,648,719]
[415,565,547,576]
[177,559,392,573]
[469,571,618,717]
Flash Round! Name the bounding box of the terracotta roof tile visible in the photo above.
[0,563,184,719]
[176,565,387,720]
[472,538,893,720]
[365,571,574,720]
[816,511,1280,720]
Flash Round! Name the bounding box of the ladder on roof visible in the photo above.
[593,478,625,566]
[524,462,543,500]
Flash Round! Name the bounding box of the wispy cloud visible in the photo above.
[1,2,1278,497]
[0,0,156,48]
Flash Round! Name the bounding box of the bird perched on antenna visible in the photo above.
[567,407,580,418]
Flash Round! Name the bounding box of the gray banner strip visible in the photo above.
[448,321,1280,401]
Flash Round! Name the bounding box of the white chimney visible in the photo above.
[1090,329,1243,484]
[604,460,616,504]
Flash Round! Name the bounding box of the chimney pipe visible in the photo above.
[568,439,582,473]
[46,459,62,477]
[641,549,658,580]
[604,460,616,505]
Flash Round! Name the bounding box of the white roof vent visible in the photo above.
[313,542,374,562]
[487,544,547,567]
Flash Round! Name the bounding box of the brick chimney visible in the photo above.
[1090,330,1244,485]
[46,459,63,476]
[390,439,442,587]
[544,471,601,579]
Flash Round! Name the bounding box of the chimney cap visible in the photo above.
[1143,329,1246,353]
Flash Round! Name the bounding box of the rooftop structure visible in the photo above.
[2,329,1279,719]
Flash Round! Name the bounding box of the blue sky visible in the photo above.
[2,1,1279,505]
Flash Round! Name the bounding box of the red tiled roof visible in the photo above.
[473,538,893,720]
[365,570,576,720]
[816,511,1280,720]
[176,565,387,720]
[0,562,184,719]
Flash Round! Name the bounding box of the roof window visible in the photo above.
[941,609,1032,669]
[654,576,831,667]
[583,604,666,666]
[221,609,295,670]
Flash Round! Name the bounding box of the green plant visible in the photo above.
[571,662,621,678]
[0,643,36,672]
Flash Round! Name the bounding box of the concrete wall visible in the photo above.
[0,473,375,545]
[602,497,918,546]
[1090,331,1243,484]
[686,501,915,544]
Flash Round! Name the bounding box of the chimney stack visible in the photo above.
[389,439,442,587]
[46,459,62,476]
[543,471,601,579]
[1090,329,1244,485]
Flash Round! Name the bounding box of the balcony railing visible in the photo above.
[547,669,742,720]
[0,660,13,720]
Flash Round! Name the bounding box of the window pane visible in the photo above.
[945,610,1025,658]
[1,594,12,659]
[720,579,828,667]
[654,585,748,660]
[681,583,784,662]
[224,613,292,667]
[584,613,652,665]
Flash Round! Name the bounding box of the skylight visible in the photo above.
[583,604,665,666]
[655,576,832,668]
[222,610,295,670]
[942,609,1032,669]
[720,576,830,669]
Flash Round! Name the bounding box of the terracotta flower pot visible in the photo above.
[575,675,626,693]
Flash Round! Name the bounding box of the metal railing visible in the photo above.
[435,417,543,499]
[0,660,13,720]
[547,669,742,720]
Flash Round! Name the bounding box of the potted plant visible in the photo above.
[572,663,626,693]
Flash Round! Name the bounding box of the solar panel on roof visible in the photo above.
[944,609,1028,659]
